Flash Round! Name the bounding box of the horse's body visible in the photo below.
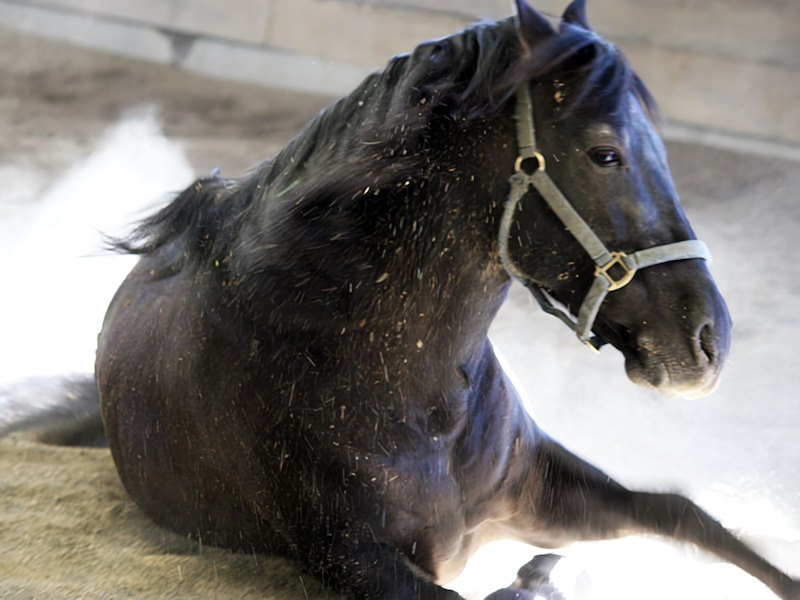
[9,1,799,598]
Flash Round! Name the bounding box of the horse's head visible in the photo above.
[501,0,731,399]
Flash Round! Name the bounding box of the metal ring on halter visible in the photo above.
[514,151,546,175]
[594,251,637,291]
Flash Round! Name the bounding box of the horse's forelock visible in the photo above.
[506,23,657,122]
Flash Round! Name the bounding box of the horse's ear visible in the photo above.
[514,0,556,51]
[562,0,591,30]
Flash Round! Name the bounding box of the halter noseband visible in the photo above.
[499,84,711,351]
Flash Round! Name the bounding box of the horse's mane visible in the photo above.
[115,17,653,268]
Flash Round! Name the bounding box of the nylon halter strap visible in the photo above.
[498,83,712,351]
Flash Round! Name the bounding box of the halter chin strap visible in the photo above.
[499,83,712,351]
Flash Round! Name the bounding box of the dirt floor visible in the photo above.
[1,24,798,600]
[0,438,336,599]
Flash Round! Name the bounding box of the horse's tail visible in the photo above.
[0,374,106,446]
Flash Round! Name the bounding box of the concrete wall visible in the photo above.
[2,0,798,146]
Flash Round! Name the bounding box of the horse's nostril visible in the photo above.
[697,322,715,365]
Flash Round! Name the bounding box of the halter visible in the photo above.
[499,84,711,351]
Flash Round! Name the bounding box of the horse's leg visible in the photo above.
[246,483,460,599]
[507,436,799,600]
[295,520,463,599]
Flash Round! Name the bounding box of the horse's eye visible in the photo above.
[589,147,622,167]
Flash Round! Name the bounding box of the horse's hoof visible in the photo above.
[483,588,537,600]
[484,582,565,600]
[483,554,568,600]
[514,553,564,589]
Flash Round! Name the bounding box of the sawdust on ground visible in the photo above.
[0,437,337,599]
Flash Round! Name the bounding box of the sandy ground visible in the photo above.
[0,438,335,599]
[0,25,798,600]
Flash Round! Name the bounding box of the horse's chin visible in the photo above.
[623,355,723,400]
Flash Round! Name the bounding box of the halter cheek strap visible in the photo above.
[499,84,712,351]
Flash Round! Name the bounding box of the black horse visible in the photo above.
[3,1,798,598]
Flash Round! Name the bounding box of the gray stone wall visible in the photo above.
[2,0,798,145]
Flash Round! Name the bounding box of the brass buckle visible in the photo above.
[584,339,601,354]
[514,151,545,175]
[595,251,636,291]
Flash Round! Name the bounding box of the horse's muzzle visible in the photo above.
[611,267,732,399]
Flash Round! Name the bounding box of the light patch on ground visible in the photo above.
[0,109,192,382]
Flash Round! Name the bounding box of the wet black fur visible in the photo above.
[114,19,652,269]
[78,5,797,600]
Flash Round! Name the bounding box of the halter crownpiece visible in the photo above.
[499,83,712,351]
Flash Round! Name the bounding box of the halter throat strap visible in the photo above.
[499,83,711,350]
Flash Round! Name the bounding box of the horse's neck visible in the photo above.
[353,121,516,361]
[238,112,516,356]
